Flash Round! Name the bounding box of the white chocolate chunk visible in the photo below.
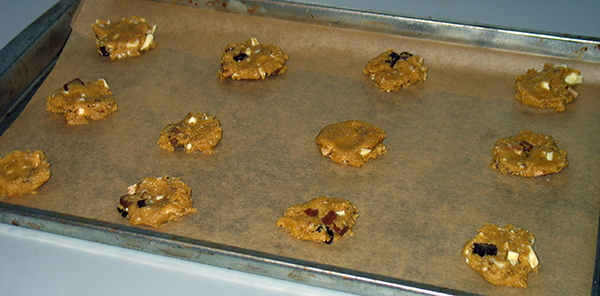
[546,151,554,161]
[150,24,157,34]
[99,78,109,89]
[490,257,506,268]
[335,210,346,216]
[77,108,85,115]
[528,245,539,268]
[250,37,259,46]
[565,72,583,85]
[126,39,140,48]
[507,251,519,265]
[245,48,252,55]
[188,117,197,124]
[186,143,192,150]
[140,34,154,51]
[360,148,371,156]
[540,81,550,90]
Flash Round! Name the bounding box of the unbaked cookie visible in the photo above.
[92,16,157,60]
[515,63,583,111]
[276,196,359,244]
[217,37,289,80]
[0,150,51,198]
[363,49,427,92]
[157,112,223,154]
[463,223,540,288]
[490,130,568,177]
[117,176,196,228]
[46,78,117,125]
[315,120,387,167]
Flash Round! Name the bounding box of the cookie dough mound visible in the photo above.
[463,223,540,288]
[217,37,289,80]
[515,63,583,111]
[363,49,428,92]
[117,176,196,228]
[490,130,568,177]
[158,112,223,154]
[0,150,51,198]
[276,196,359,244]
[92,16,157,60]
[46,78,117,125]
[316,120,387,167]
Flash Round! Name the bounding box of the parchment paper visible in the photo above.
[1,0,600,294]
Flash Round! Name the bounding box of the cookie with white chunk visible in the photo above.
[158,112,223,154]
[490,130,568,177]
[117,176,197,228]
[217,37,289,80]
[46,78,117,125]
[363,49,428,92]
[515,63,583,111]
[0,150,51,198]
[315,120,387,167]
[463,223,540,288]
[92,16,157,60]
[276,196,359,244]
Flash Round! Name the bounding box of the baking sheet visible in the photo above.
[1,0,600,295]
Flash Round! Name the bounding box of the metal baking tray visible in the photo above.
[1,0,599,295]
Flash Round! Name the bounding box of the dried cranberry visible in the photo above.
[117,207,128,218]
[304,208,318,217]
[170,138,179,147]
[324,226,334,244]
[119,195,133,208]
[321,210,337,225]
[473,243,498,257]
[99,46,110,57]
[233,52,248,62]
[519,141,533,153]
[137,200,147,208]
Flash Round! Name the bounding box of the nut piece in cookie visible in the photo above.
[363,49,428,92]
[316,120,387,167]
[92,16,157,60]
[515,63,583,111]
[46,78,117,125]
[490,130,568,177]
[117,176,196,228]
[217,37,289,80]
[463,223,540,288]
[276,196,359,244]
[0,150,51,198]
[158,112,223,154]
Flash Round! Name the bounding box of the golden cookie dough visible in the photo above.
[117,176,196,228]
[463,223,540,288]
[0,150,51,198]
[515,63,583,111]
[217,37,289,80]
[363,49,428,92]
[46,78,117,125]
[276,196,359,244]
[158,112,223,154]
[315,120,387,167]
[92,16,157,60]
[490,130,568,177]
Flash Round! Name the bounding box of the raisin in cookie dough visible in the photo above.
[0,150,51,198]
[92,16,157,60]
[463,223,540,288]
[515,63,583,111]
[363,49,428,92]
[217,37,289,80]
[315,120,387,167]
[117,176,196,228]
[46,78,117,125]
[158,112,223,154]
[490,130,568,178]
[276,196,359,244]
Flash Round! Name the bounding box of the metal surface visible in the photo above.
[0,1,598,295]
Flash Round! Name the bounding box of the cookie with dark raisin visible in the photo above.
[217,37,289,80]
[315,120,387,167]
[117,176,196,228]
[92,16,157,60]
[276,196,359,244]
[515,63,583,111]
[0,150,51,198]
[46,78,117,125]
[490,130,568,177]
[463,223,540,288]
[363,49,427,92]
[157,112,223,154]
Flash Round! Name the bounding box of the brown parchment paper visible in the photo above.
[1,0,600,294]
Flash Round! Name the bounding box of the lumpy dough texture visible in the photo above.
[363,49,427,92]
[92,16,157,60]
[463,223,540,288]
[158,112,223,154]
[217,37,289,80]
[315,120,387,167]
[276,196,359,244]
[490,130,568,177]
[515,63,583,111]
[117,176,196,228]
[0,150,51,198]
[46,78,117,125]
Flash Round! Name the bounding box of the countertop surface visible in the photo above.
[1,1,599,295]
